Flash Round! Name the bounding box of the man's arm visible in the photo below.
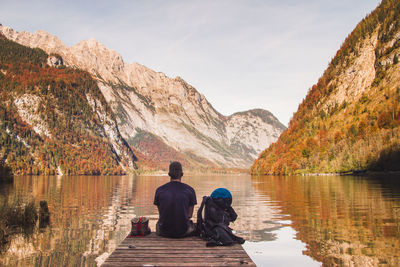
[188,206,194,218]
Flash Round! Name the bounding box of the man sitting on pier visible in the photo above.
[154,161,197,238]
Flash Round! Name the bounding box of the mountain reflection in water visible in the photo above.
[251,175,400,266]
[0,174,399,266]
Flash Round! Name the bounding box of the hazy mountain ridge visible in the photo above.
[226,109,285,160]
[0,25,285,169]
[252,0,400,175]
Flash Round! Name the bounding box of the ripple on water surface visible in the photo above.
[0,174,399,266]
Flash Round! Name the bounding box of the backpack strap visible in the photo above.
[196,196,208,236]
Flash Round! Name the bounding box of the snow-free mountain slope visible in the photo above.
[252,0,400,174]
[0,24,286,169]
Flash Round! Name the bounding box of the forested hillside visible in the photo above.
[0,34,137,175]
[252,0,400,175]
[0,25,286,170]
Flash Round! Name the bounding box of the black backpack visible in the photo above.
[196,196,245,246]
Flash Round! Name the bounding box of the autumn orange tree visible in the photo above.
[0,33,136,175]
[252,0,400,175]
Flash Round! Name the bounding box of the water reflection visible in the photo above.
[1,176,137,266]
[0,174,399,266]
[252,175,400,266]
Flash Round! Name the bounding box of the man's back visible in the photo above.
[154,181,197,237]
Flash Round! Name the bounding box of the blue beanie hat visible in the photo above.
[210,188,232,199]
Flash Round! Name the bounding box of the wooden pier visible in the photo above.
[102,233,256,266]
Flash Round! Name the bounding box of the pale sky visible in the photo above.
[0,0,381,126]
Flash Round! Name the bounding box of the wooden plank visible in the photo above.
[105,257,252,262]
[108,255,250,260]
[121,239,206,245]
[102,262,252,267]
[115,247,245,250]
[102,259,253,266]
[111,250,248,255]
[107,254,250,259]
[115,246,245,249]
[102,233,255,266]
[118,244,240,248]
[117,244,214,248]
[124,238,199,242]
[116,247,237,250]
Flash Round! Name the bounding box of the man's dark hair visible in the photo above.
[168,161,183,180]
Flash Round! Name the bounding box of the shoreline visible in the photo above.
[252,170,400,177]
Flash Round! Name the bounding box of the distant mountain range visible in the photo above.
[252,0,400,175]
[0,25,285,174]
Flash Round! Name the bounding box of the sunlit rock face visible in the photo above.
[0,25,285,169]
[251,0,400,175]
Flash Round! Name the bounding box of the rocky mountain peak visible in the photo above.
[229,109,286,130]
[0,24,286,169]
[70,38,125,81]
[0,26,67,54]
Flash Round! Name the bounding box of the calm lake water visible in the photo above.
[0,174,399,266]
